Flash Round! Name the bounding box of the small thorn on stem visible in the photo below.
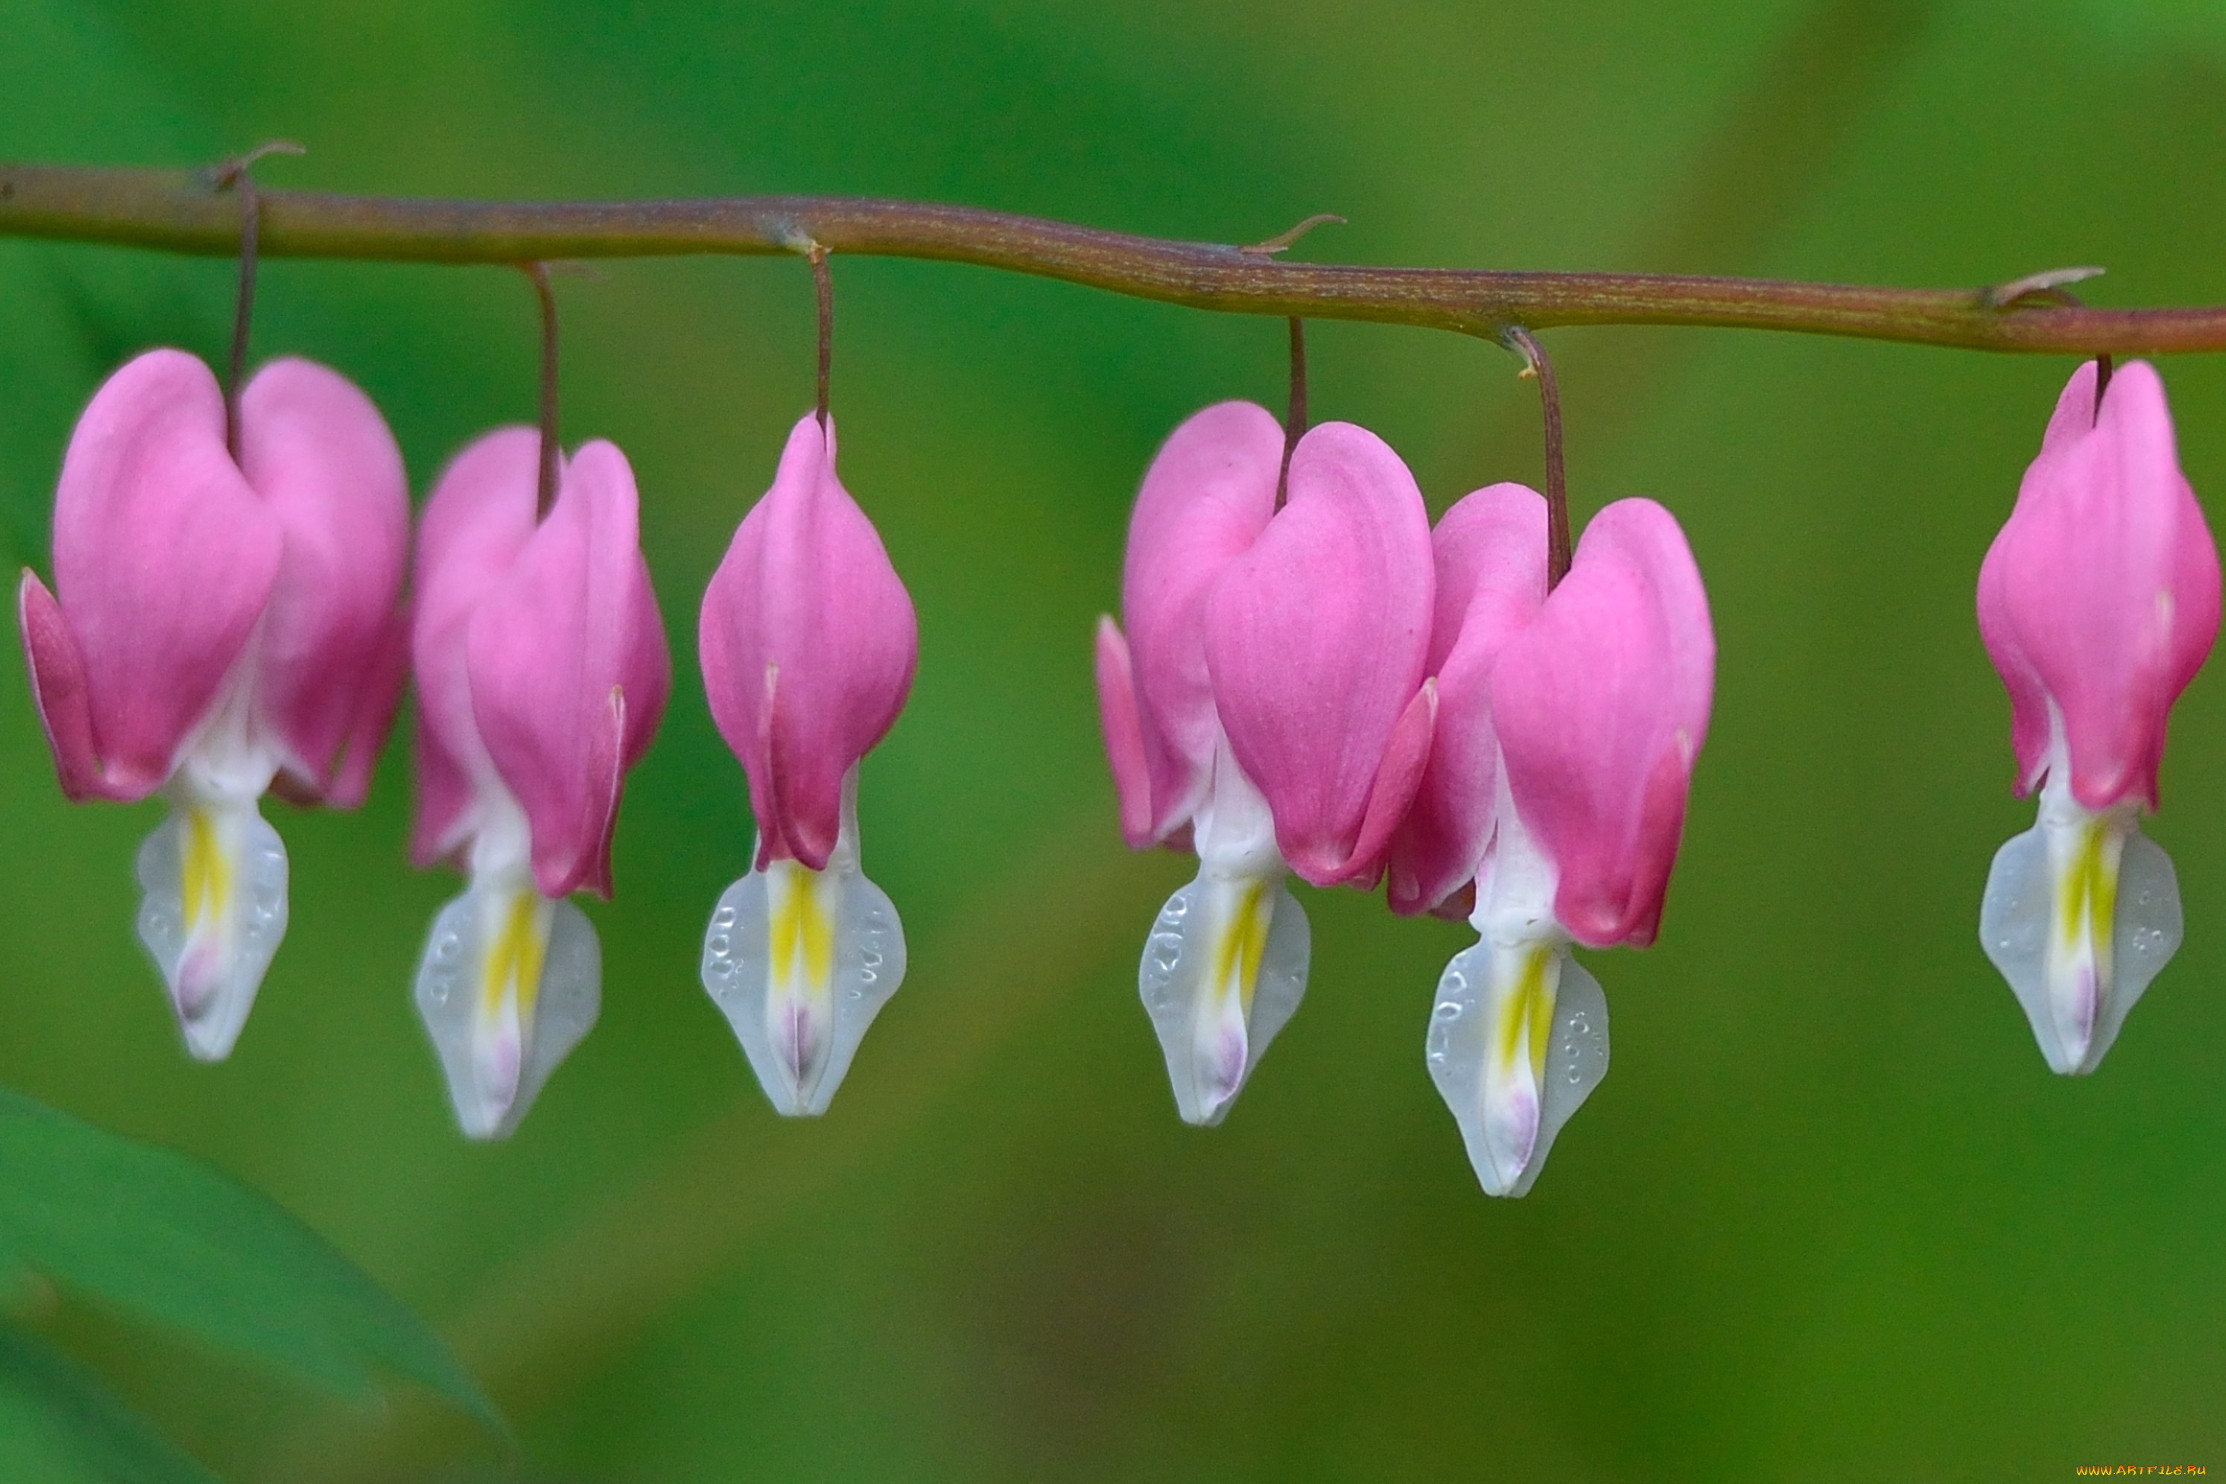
[1241,213,1347,257]
[1503,326,1570,591]
[806,243,833,428]
[1983,265,2106,310]
[1277,317,1308,511]
[209,143,302,462]
[522,262,561,520]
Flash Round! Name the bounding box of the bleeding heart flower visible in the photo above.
[1977,360,2219,1075]
[17,349,409,1060]
[408,428,670,1138]
[1095,402,1436,1125]
[1389,488,1712,1196]
[697,413,917,1116]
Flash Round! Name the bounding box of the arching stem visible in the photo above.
[6,166,2207,354]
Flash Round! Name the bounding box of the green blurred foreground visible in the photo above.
[5,0,2226,1477]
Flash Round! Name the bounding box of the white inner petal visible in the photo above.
[1981,765,2181,1076]
[414,870,601,1139]
[1426,936,1609,1199]
[701,768,908,1117]
[135,649,289,1063]
[1423,774,1609,1198]
[135,796,288,1062]
[1136,735,1309,1128]
[1139,868,1310,1128]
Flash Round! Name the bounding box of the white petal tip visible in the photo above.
[176,1008,245,1065]
[1480,1091,1542,1193]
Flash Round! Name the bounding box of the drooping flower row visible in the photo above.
[1093,404,1713,1194]
[18,348,915,1137]
[18,343,2218,1192]
[1094,358,2218,1197]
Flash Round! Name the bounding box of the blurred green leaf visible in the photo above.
[0,1090,498,1431]
[0,1321,221,1484]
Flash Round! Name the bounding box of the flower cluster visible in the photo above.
[19,334,2216,1186]
[1095,358,2217,1197]
[1094,405,1712,1195]
[20,349,913,1139]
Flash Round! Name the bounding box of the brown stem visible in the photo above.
[523,262,560,519]
[1276,317,1307,510]
[205,145,305,459]
[6,163,2226,353]
[808,244,832,427]
[1504,327,1571,590]
[222,175,258,462]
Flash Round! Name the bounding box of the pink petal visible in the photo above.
[17,570,130,801]
[236,358,411,805]
[322,606,411,809]
[1119,401,1283,843]
[1492,498,1714,949]
[49,350,282,793]
[1203,420,1435,888]
[468,439,670,898]
[1975,529,2051,797]
[699,414,916,872]
[570,443,674,779]
[1094,616,1155,848]
[1341,678,1438,890]
[1979,360,2220,811]
[1386,484,1550,915]
[409,429,542,867]
[408,695,478,870]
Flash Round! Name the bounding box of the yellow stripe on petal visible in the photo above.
[1210,878,1272,1015]
[2056,817,2118,968]
[768,859,838,997]
[181,805,233,936]
[1496,944,1555,1081]
[1527,956,1556,1081]
[482,888,550,1024]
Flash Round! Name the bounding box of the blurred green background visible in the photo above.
[6,0,2226,1477]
